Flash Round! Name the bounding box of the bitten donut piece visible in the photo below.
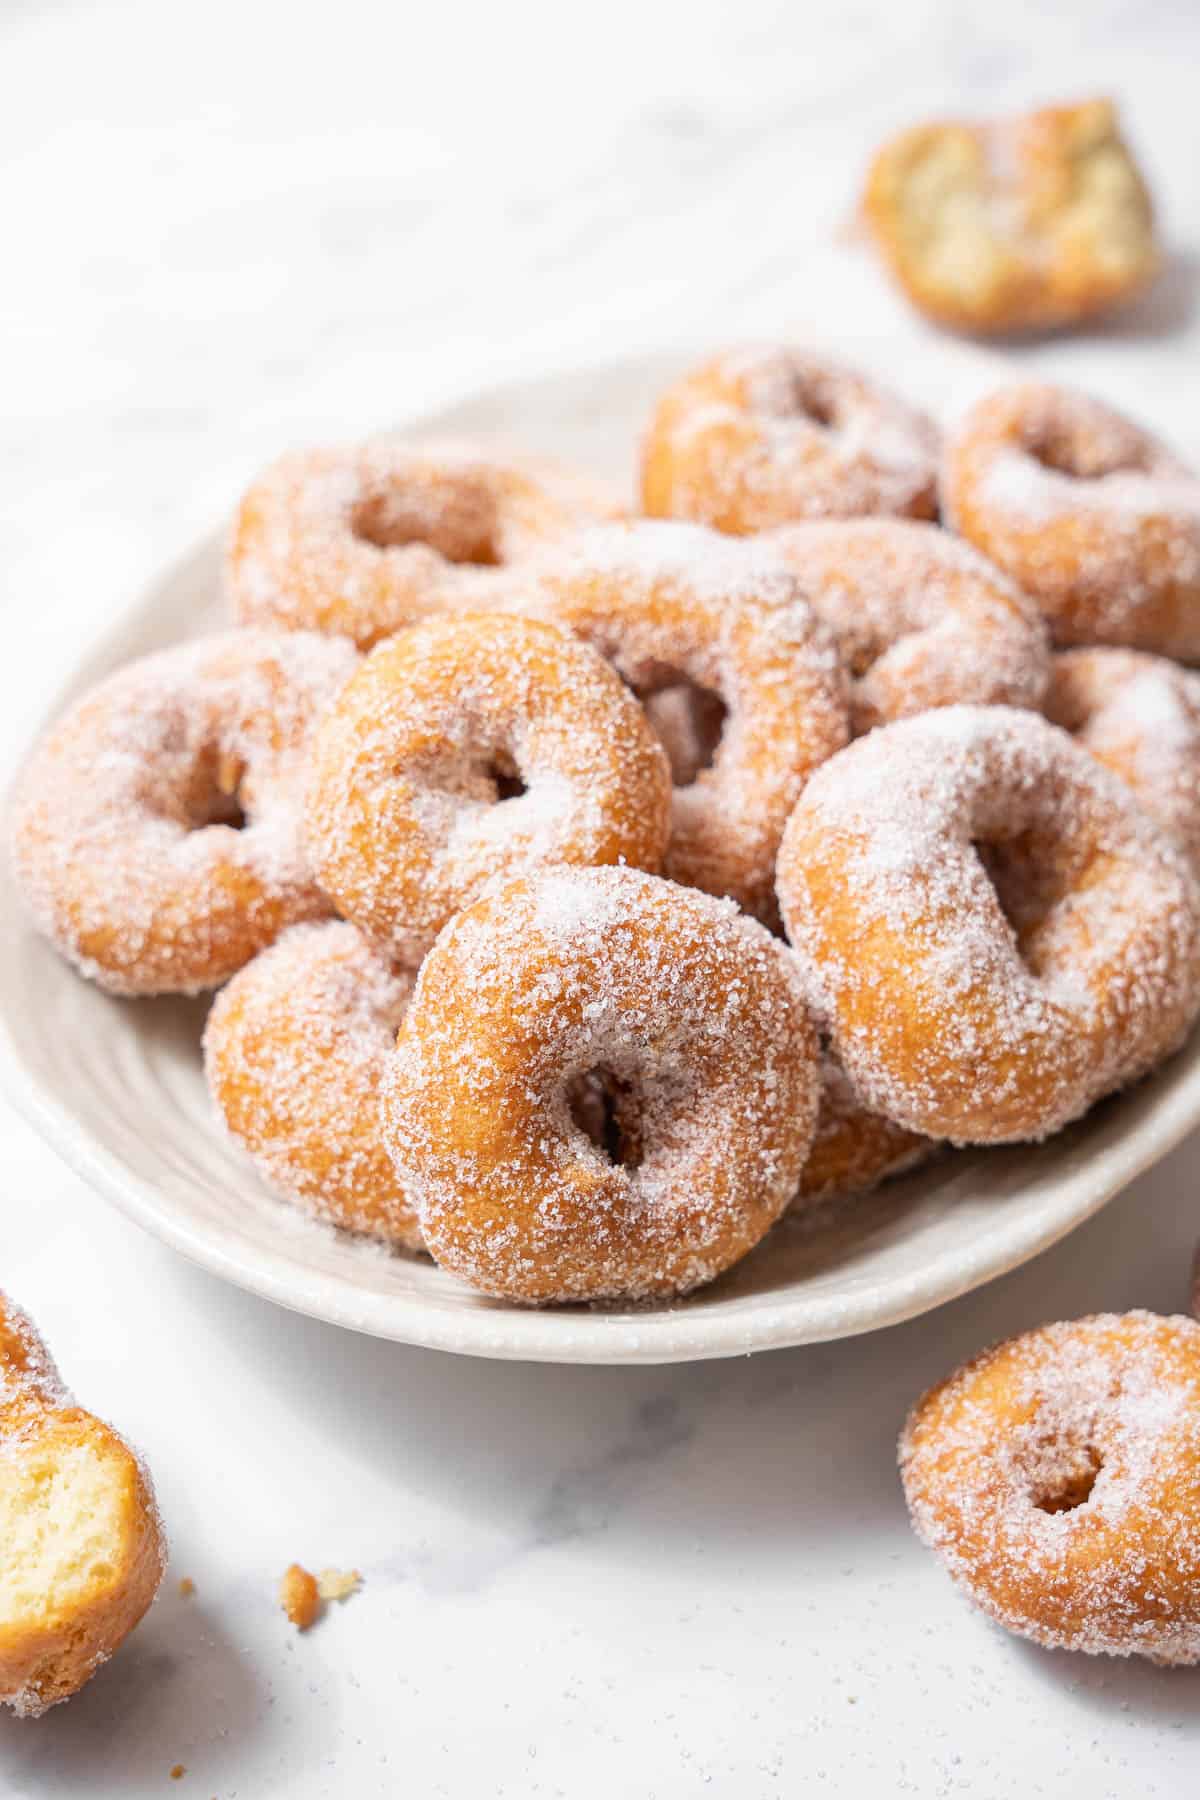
[0,1293,166,1716]
[1045,648,1200,868]
[307,612,671,966]
[900,1312,1200,1663]
[640,347,939,533]
[9,630,357,995]
[523,521,850,922]
[770,518,1049,734]
[863,97,1160,335]
[228,439,621,649]
[776,705,1200,1144]
[204,921,421,1248]
[381,866,820,1304]
[792,1052,936,1210]
[942,383,1200,660]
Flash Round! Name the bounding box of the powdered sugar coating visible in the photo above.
[769,518,1049,734]
[520,520,850,923]
[381,866,820,1304]
[227,437,621,650]
[204,921,422,1248]
[943,383,1200,659]
[792,1051,936,1209]
[1046,647,1200,869]
[900,1312,1200,1663]
[776,704,1200,1143]
[307,612,672,965]
[640,346,940,533]
[0,1291,168,1716]
[9,629,358,995]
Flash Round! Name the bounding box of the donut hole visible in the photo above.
[566,1068,645,1170]
[974,831,1075,971]
[479,752,527,804]
[1032,1446,1102,1514]
[186,751,248,832]
[643,679,728,787]
[351,482,501,566]
[1027,424,1146,483]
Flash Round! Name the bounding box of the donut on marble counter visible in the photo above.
[901,1312,1200,1663]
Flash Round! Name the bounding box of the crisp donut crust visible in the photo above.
[523,521,850,922]
[228,439,620,650]
[900,1312,1200,1664]
[792,1053,935,1209]
[204,921,422,1248]
[943,383,1200,659]
[0,1293,166,1716]
[381,866,820,1304]
[1045,648,1200,868]
[9,629,357,995]
[640,347,940,532]
[776,704,1200,1144]
[769,518,1049,734]
[307,612,672,966]
[863,97,1160,336]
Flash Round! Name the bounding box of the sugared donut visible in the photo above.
[640,347,940,533]
[900,1312,1200,1663]
[770,518,1049,734]
[862,97,1160,336]
[793,1052,935,1209]
[381,866,819,1304]
[776,705,1200,1144]
[0,1292,166,1716]
[9,630,357,995]
[307,612,672,965]
[1045,648,1200,868]
[523,521,849,922]
[943,383,1200,659]
[204,921,421,1248]
[228,439,620,650]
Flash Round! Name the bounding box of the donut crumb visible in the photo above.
[279,1563,321,1630]
[317,1567,362,1603]
[177,1577,195,1599]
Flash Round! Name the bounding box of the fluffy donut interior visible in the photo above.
[0,1422,129,1626]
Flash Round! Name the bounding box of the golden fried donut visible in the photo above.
[863,97,1160,335]
[776,704,1200,1144]
[792,1052,935,1209]
[9,629,357,995]
[381,866,819,1303]
[204,920,421,1248]
[640,347,940,532]
[1045,647,1200,869]
[307,612,671,965]
[900,1312,1200,1663]
[228,439,620,650]
[943,383,1200,659]
[0,1292,166,1715]
[524,521,849,921]
[770,518,1049,734]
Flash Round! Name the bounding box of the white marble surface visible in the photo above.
[3,1,1200,1793]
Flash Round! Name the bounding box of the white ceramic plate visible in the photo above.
[5,346,1200,1364]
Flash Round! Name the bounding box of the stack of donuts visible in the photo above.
[11,346,1200,1309]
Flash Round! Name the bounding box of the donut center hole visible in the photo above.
[643,680,728,787]
[479,752,527,803]
[351,485,500,565]
[1027,428,1146,483]
[973,833,1065,968]
[188,751,248,831]
[1033,1448,1102,1514]
[566,1068,644,1170]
